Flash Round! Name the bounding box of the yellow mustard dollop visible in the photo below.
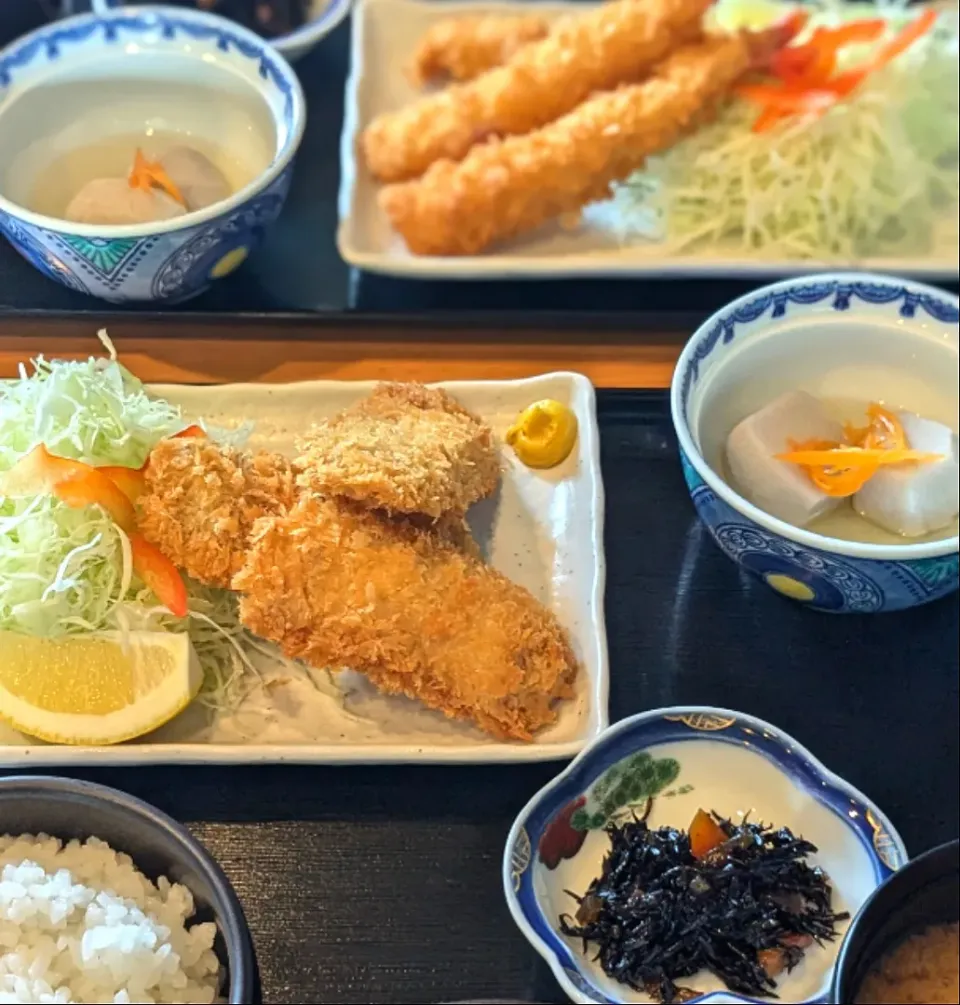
[505,399,578,469]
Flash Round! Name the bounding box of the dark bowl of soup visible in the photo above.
[833,838,959,1004]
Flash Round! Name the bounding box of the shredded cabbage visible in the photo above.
[0,332,182,472]
[614,0,959,260]
[111,583,258,710]
[0,336,279,714]
[0,499,131,637]
[0,337,181,639]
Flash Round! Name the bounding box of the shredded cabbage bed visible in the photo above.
[0,337,259,709]
[614,0,960,260]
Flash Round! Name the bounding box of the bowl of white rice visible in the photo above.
[0,775,256,1004]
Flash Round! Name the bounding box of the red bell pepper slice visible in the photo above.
[772,18,908,87]
[747,9,811,72]
[0,444,189,618]
[829,8,938,96]
[736,82,841,131]
[744,9,938,131]
[1,445,138,534]
[129,533,189,618]
[171,424,206,439]
[99,464,147,504]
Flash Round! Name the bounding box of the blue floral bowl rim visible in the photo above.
[0,4,306,240]
[502,704,908,1005]
[92,0,355,56]
[669,271,959,563]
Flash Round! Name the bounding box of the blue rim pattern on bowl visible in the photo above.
[503,707,907,1005]
[0,10,297,123]
[678,277,960,419]
[680,450,960,612]
[90,0,355,60]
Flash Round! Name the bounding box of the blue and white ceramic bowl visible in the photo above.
[90,0,354,62]
[0,5,305,303]
[670,273,959,613]
[504,707,907,1005]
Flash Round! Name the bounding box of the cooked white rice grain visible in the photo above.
[0,833,221,1004]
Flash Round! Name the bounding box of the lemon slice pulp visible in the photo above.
[710,0,792,32]
[0,630,202,745]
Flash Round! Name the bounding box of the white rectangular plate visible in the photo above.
[337,0,959,281]
[0,373,608,766]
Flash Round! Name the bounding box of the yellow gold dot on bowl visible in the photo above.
[209,246,249,279]
[765,574,815,602]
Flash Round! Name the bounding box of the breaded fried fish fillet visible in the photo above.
[233,496,579,741]
[362,0,710,182]
[410,14,550,86]
[295,382,500,518]
[139,437,298,588]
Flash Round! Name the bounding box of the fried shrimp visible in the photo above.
[361,0,710,182]
[233,496,579,741]
[138,437,298,588]
[379,34,763,256]
[409,14,550,85]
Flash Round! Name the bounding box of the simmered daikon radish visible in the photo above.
[64,177,187,225]
[855,413,960,537]
[726,390,845,527]
[160,146,232,212]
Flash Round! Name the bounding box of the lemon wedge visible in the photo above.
[709,0,794,32]
[0,631,202,745]
[506,399,579,469]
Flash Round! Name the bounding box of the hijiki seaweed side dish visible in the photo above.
[560,808,849,1003]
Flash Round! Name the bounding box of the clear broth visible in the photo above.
[0,73,276,218]
[696,319,959,546]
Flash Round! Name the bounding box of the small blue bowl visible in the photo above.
[92,0,355,63]
[0,5,306,303]
[504,707,906,1005]
[670,273,959,613]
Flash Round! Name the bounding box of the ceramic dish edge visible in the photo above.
[335,0,960,281]
[0,372,609,767]
[502,705,908,1005]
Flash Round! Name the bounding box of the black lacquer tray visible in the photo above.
[2,389,956,1004]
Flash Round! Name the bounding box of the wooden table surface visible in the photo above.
[0,317,687,387]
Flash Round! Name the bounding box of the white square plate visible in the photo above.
[0,373,608,766]
[337,0,959,281]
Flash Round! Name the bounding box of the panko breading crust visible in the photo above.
[138,438,298,588]
[380,35,755,256]
[362,0,710,183]
[295,382,501,518]
[409,14,550,86]
[233,496,578,741]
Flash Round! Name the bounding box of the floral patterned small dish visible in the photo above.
[670,272,958,613]
[503,707,906,1005]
